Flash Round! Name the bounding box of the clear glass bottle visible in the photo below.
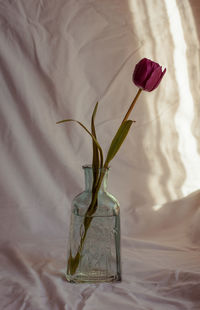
[65,165,121,283]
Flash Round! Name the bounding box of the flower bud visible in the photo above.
[133,58,166,92]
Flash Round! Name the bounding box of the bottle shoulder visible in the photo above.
[72,190,120,216]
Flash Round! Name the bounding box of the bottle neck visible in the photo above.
[83,165,109,192]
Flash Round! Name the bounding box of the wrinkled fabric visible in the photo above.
[0,0,200,309]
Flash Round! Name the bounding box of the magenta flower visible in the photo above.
[133,58,166,92]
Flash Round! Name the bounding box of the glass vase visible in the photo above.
[65,165,121,283]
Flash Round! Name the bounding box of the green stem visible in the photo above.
[121,88,142,123]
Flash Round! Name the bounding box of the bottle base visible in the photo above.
[65,270,121,283]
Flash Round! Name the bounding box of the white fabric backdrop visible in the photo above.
[1,0,200,309]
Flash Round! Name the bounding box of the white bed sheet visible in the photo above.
[0,0,200,309]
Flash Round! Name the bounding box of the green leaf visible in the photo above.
[91,102,98,140]
[91,103,100,166]
[56,118,103,164]
[67,249,81,275]
[91,102,101,190]
[104,120,133,167]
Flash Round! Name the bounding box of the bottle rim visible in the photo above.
[82,164,110,172]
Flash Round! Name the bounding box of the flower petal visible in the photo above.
[150,68,166,91]
[145,67,166,91]
[133,59,149,87]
